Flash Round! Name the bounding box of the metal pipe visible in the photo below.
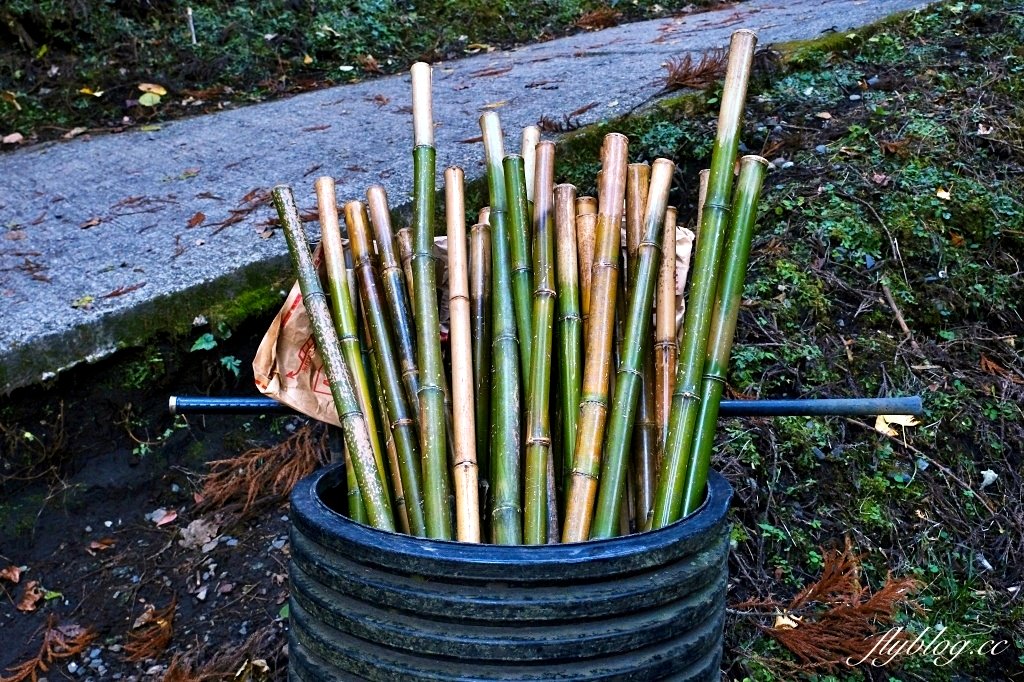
[169,395,923,418]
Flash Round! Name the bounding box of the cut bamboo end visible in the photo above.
[478,206,491,226]
[597,134,628,218]
[626,162,651,263]
[411,62,434,147]
[522,125,541,202]
[576,196,598,216]
[480,112,505,169]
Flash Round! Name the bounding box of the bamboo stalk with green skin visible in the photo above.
[314,177,391,513]
[554,183,581,501]
[366,186,420,410]
[445,166,482,543]
[524,141,556,545]
[651,29,757,530]
[397,227,415,302]
[504,155,533,388]
[590,158,674,539]
[480,111,522,545]
[654,206,678,450]
[274,185,394,531]
[343,444,367,524]
[469,218,492,514]
[346,200,428,537]
[411,62,453,540]
[522,124,540,243]
[625,163,659,528]
[562,133,628,543]
[682,156,768,517]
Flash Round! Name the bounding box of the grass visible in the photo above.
[0,0,716,146]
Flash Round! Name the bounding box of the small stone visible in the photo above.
[271,538,287,551]
[68,663,78,674]
[866,75,880,87]
[781,161,794,169]
[84,525,92,533]
[815,144,827,154]
[225,537,239,547]
[171,483,181,493]
[89,648,102,659]
[772,125,783,134]
[771,157,786,167]
[849,94,861,101]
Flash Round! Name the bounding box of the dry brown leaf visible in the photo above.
[0,565,21,584]
[187,212,206,228]
[816,111,833,120]
[88,538,116,551]
[0,615,96,682]
[138,82,167,95]
[16,581,44,612]
[155,509,178,526]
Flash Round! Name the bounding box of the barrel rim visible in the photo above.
[290,463,731,574]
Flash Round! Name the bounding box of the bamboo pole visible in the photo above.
[366,185,421,410]
[576,196,597,343]
[694,168,710,245]
[522,125,540,204]
[504,155,534,387]
[562,133,629,543]
[524,141,556,545]
[590,158,674,539]
[625,163,658,526]
[651,29,757,530]
[274,185,394,531]
[445,166,482,543]
[347,200,428,537]
[314,177,391,512]
[397,227,415,301]
[655,206,678,449]
[681,156,768,516]
[480,111,522,545]
[411,62,453,540]
[469,218,492,515]
[554,183,582,500]
[343,445,367,523]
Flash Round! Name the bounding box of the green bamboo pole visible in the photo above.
[469,217,492,515]
[411,62,453,540]
[522,125,540,204]
[396,227,416,303]
[445,166,483,543]
[554,183,581,500]
[681,156,767,516]
[314,177,391,513]
[562,133,629,543]
[346,200,428,537]
[523,141,556,545]
[343,444,367,524]
[504,155,533,387]
[590,158,674,539]
[366,185,421,410]
[654,206,678,450]
[480,111,522,545]
[273,185,394,531]
[651,29,757,529]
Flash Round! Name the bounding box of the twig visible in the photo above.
[843,418,996,515]
[880,282,921,352]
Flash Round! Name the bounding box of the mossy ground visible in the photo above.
[1,0,713,146]
[2,1,1023,679]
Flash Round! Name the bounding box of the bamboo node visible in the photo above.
[493,503,523,514]
[702,374,727,385]
[639,238,663,249]
[393,417,415,428]
[450,293,470,303]
[705,201,732,213]
[579,397,609,408]
[653,340,678,351]
[570,469,600,482]
[526,436,552,447]
[618,366,643,380]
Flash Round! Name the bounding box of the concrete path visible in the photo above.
[0,0,927,392]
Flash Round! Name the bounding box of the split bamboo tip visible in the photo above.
[344,201,371,253]
[479,207,491,225]
[411,62,434,147]
[740,154,771,168]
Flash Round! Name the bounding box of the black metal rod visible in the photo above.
[169,395,923,418]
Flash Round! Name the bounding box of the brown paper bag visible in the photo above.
[252,237,450,426]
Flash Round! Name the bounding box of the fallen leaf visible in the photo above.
[80,217,103,229]
[89,538,116,551]
[63,126,88,139]
[936,187,951,200]
[773,614,802,630]
[100,282,146,298]
[879,138,909,155]
[815,111,832,120]
[0,565,22,583]
[303,54,313,65]
[79,87,105,97]
[980,469,998,489]
[482,100,509,110]
[2,132,24,145]
[4,229,26,241]
[2,90,21,110]
[950,231,965,247]
[217,582,235,595]
[874,414,921,437]
[871,172,891,186]
[138,92,161,107]
[187,211,206,228]
[16,580,44,612]
[357,54,382,73]
[178,518,219,551]
[155,509,178,527]
[977,123,993,136]
[138,83,167,96]
[71,295,94,310]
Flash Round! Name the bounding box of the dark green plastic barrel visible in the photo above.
[288,463,731,681]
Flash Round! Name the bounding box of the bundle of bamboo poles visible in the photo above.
[272,29,767,544]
